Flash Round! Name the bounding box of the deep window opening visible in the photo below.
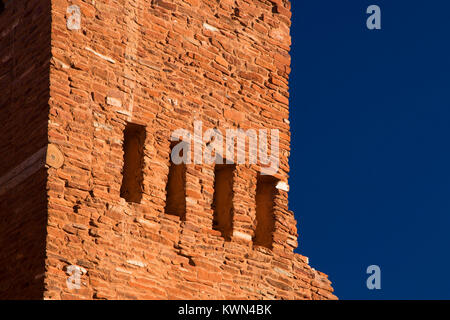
[164,142,186,220]
[120,123,146,204]
[253,174,277,249]
[270,1,278,13]
[212,164,235,240]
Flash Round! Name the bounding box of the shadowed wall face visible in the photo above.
[0,0,51,299]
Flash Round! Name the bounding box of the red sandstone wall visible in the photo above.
[0,0,336,300]
[43,0,336,300]
[0,0,51,299]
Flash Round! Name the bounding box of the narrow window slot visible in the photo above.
[120,123,146,203]
[212,164,235,240]
[253,174,277,249]
[164,142,186,220]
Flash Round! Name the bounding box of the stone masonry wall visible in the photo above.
[0,0,51,299]
[0,0,336,299]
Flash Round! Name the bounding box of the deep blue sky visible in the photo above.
[289,1,450,299]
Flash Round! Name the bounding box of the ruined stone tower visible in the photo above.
[0,0,336,299]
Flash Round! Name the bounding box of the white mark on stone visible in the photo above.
[168,98,178,106]
[203,22,218,32]
[186,197,197,205]
[85,47,116,64]
[115,109,132,117]
[66,5,81,31]
[276,181,289,192]
[66,265,86,290]
[51,57,70,69]
[126,260,146,268]
[115,267,133,274]
[106,97,122,108]
[233,231,252,242]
